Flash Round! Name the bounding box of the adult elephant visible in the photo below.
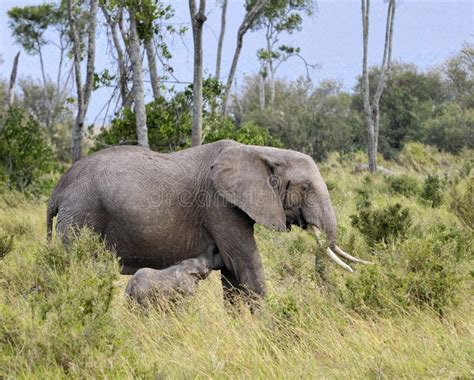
[47,140,369,298]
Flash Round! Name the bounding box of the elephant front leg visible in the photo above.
[213,227,267,301]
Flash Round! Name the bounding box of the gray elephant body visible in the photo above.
[125,246,223,306]
[48,140,347,298]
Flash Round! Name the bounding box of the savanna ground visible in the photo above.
[0,143,472,378]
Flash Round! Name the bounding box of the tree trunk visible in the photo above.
[189,0,206,147]
[266,20,276,106]
[101,6,129,106]
[128,8,149,149]
[222,0,268,115]
[259,70,266,110]
[269,66,275,105]
[68,0,97,163]
[215,0,227,80]
[145,38,160,99]
[7,51,20,108]
[361,0,376,172]
[361,0,396,173]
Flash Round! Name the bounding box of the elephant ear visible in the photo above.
[210,144,286,232]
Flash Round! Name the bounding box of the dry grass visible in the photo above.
[0,143,473,378]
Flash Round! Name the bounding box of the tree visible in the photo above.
[188,0,206,146]
[215,0,228,80]
[360,0,396,172]
[7,3,71,128]
[222,0,269,115]
[252,0,316,108]
[127,5,149,148]
[67,0,98,162]
[444,43,474,108]
[236,76,353,160]
[100,5,131,107]
[352,63,447,157]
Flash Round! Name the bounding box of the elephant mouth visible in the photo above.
[285,209,309,231]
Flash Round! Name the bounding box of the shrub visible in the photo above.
[339,225,471,317]
[386,174,420,197]
[350,203,412,246]
[0,229,138,376]
[401,226,471,316]
[450,177,473,228]
[0,107,55,192]
[93,81,281,153]
[338,264,396,316]
[423,103,474,153]
[420,175,444,207]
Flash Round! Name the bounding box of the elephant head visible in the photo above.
[211,143,371,272]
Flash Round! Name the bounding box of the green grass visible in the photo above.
[0,143,473,378]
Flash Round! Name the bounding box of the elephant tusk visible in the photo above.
[335,245,373,265]
[326,247,354,273]
[310,225,354,272]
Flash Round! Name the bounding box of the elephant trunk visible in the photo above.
[308,203,372,273]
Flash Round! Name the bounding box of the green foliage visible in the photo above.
[420,175,444,207]
[386,174,420,197]
[239,77,353,160]
[352,63,448,158]
[0,143,472,377]
[423,103,474,153]
[0,107,55,192]
[351,203,412,246]
[339,225,471,317]
[0,229,138,376]
[93,93,192,152]
[401,226,469,315]
[18,78,73,161]
[444,43,474,108]
[450,177,474,228]
[93,80,281,152]
[7,3,64,53]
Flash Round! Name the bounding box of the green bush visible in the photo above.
[0,229,140,376]
[450,177,474,228]
[350,203,412,246]
[93,80,280,153]
[339,225,471,317]
[401,225,471,315]
[423,103,474,153]
[386,174,420,197]
[420,175,444,207]
[0,107,55,192]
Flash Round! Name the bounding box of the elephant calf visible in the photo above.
[125,246,223,306]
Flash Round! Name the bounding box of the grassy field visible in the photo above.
[0,143,472,379]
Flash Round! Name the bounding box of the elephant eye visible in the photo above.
[268,175,279,188]
[302,183,310,191]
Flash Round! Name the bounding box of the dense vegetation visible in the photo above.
[0,143,472,377]
[0,19,472,378]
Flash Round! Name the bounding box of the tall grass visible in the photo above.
[0,143,472,378]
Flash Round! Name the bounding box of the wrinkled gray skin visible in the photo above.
[125,245,224,306]
[47,140,338,299]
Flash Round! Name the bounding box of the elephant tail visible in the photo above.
[46,194,59,242]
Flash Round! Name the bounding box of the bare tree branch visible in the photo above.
[215,0,227,80]
[222,0,269,115]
